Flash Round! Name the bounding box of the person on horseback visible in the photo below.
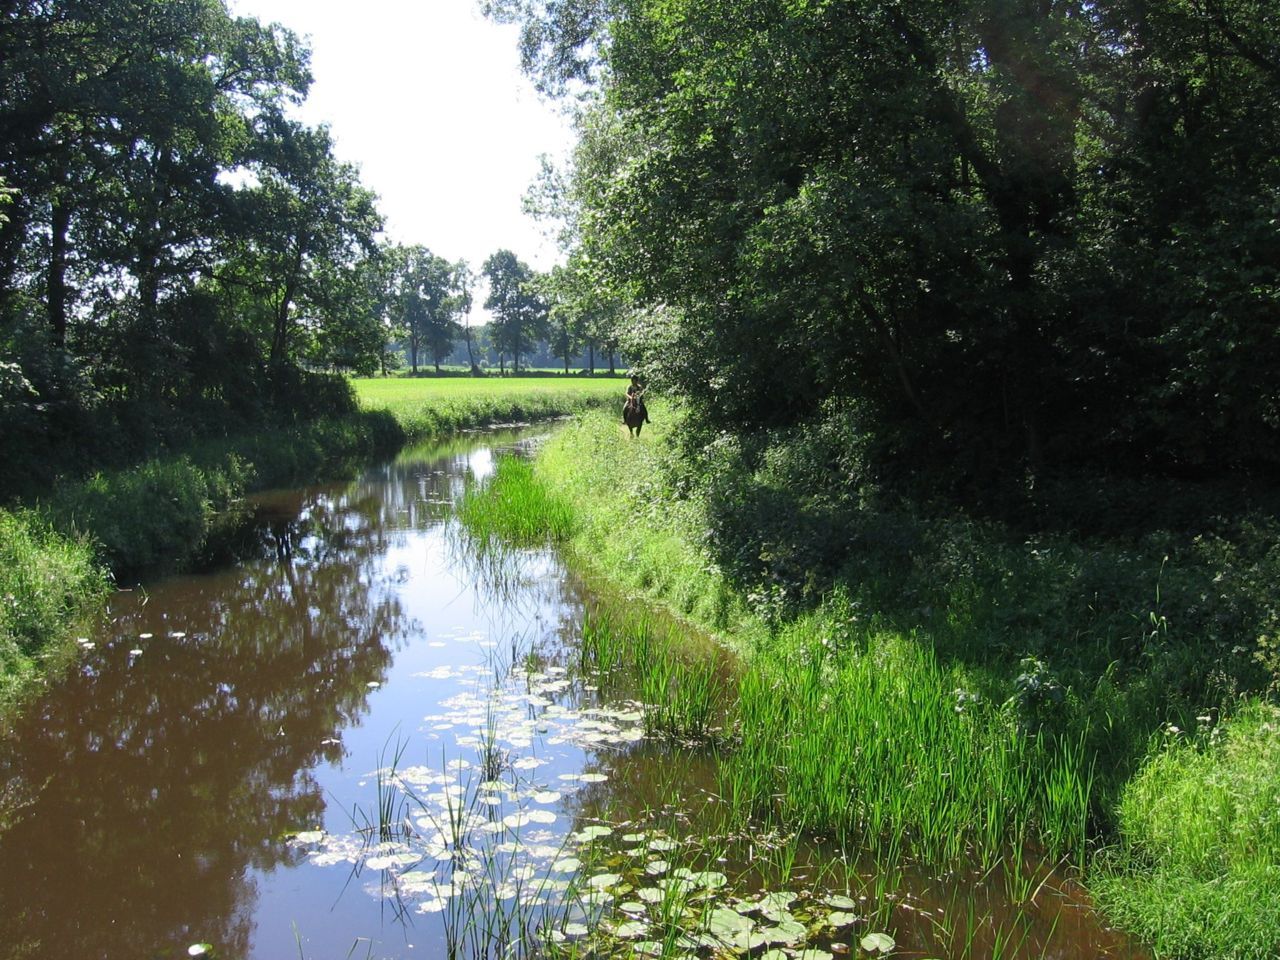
[623,375,650,425]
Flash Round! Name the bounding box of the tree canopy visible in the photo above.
[0,0,388,494]
[494,0,1280,487]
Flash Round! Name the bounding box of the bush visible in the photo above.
[1094,702,1280,960]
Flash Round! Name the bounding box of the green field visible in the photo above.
[351,375,625,440]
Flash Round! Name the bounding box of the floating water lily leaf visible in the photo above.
[645,860,670,875]
[796,952,833,960]
[759,952,788,960]
[763,919,807,945]
[707,906,753,940]
[619,901,647,914]
[578,772,608,783]
[828,911,858,928]
[576,825,614,841]
[648,838,679,852]
[632,942,664,958]
[687,870,727,889]
[826,894,857,911]
[588,872,623,890]
[622,832,647,842]
[291,830,324,844]
[752,890,793,921]
[531,790,561,804]
[637,886,663,903]
[525,808,557,824]
[860,932,895,954]
[563,922,590,938]
[550,857,581,873]
[612,920,650,939]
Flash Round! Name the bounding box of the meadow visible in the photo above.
[352,374,624,441]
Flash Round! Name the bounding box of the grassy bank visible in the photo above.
[0,510,110,712]
[469,406,1280,958]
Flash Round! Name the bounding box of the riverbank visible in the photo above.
[0,378,620,718]
[511,406,1280,960]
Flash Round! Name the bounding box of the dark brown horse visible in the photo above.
[623,399,647,437]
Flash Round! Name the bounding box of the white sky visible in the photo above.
[229,0,575,281]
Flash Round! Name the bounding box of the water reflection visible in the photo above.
[0,470,409,959]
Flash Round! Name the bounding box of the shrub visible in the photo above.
[1094,702,1280,960]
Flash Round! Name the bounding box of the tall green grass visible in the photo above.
[1092,702,1280,960]
[0,509,110,709]
[531,410,756,641]
[579,610,727,741]
[459,456,576,546]
[725,624,1093,866]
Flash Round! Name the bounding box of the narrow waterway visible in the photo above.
[0,428,1147,960]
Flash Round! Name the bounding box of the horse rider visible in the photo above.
[624,375,651,424]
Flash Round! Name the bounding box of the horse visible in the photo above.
[623,400,647,437]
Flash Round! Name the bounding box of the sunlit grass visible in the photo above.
[725,625,1094,867]
[1092,702,1280,960]
[352,375,623,442]
[459,455,576,546]
[0,508,110,709]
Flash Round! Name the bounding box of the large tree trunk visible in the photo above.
[588,341,595,375]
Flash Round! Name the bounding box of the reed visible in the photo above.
[458,455,575,546]
[722,629,1094,867]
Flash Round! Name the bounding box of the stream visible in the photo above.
[0,428,1148,960]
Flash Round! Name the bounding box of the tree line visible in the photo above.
[488,0,1280,497]
[0,0,626,500]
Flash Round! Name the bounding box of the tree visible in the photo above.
[225,120,382,372]
[453,260,482,375]
[384,245,462,375]
[482,249,549,374]
[493,0,1280,485]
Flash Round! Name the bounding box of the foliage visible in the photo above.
[532,408,1280,949]
[482,249,549,374]
[0,509,109,709]
[496,0,1280,491]
[459,455,576,545]
[0,0,390,501]
[1093,703,1280,960]
[383,245,470,375]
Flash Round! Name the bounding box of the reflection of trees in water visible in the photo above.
[0,492,407,960]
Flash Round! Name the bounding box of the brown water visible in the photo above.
[0,429,1148,960]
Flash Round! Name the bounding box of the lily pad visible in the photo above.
[860,932,895,954]
[707,906,753,941]
[763,919,807,945]
[826,894,858,910]
[828,911,858,928]
[611,919,650,939]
